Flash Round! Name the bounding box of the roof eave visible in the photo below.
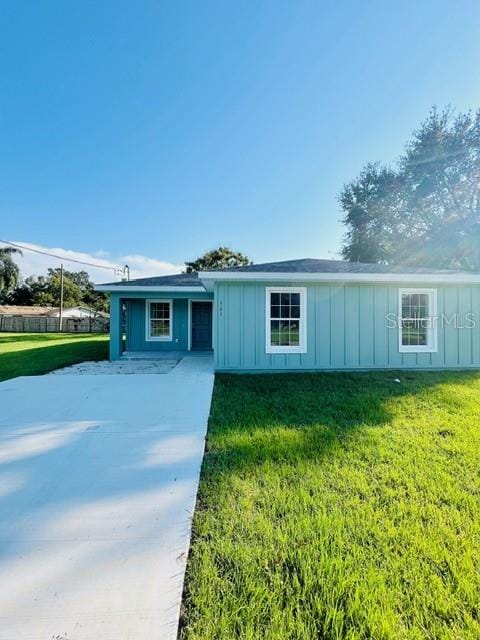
[94,284,206,293]
[198,271,480,284]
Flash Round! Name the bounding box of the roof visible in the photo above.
[98,272,201,288]
[96,259,480,292]
[199,258,480,287]
[49,306,109,317]
[0,305,109,318]
[207,258,463,275]
[0,305,56,316]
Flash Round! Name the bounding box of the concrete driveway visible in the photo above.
[0,356,214,640]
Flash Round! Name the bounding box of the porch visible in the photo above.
[109,291,214,361]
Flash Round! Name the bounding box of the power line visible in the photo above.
[0,239,124,276]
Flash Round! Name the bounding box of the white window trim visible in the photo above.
[265,287,307,354]
[398,288,438,353]
[145,299,173,342]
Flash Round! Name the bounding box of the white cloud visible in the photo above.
[1,241,183,284]
[121,254,185,276]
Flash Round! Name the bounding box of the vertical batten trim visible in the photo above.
[225,286,228,368]
[254,284,258,368]
[343,286,346,367]
[470,286,474,365]
[443,288,447,366]
[457,288,460,365]
[387,288,391,365]
[329,286,332,366]
[358,286,361,366]
[373,287,376,366]
[240,285,244,369]
[314,286,318,366]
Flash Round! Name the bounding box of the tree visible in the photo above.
[340,107,480,269]
[34,270,83,308]
[0,247,22,300]
[6,268,109,312]
[185,246,251,272]
[340,164,403,264]
[44,268,109,312]
[6,276,50,306]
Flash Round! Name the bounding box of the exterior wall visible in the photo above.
[214,281,480,371]
[126,298,189,351]
[109,291,213,359]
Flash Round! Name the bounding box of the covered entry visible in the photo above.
[190,301,213,350]
[100,271,214,360]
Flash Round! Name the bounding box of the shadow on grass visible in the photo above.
[0,338,109,381]
[200,369,480,476]
[179,369,480,639]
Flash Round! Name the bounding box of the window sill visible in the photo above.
[399,346,437,353]
[266,346,307,354]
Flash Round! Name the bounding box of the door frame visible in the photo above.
[188,299,213,351]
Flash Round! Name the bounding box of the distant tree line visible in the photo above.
[2,267,109,312]
[0,246,252,310]
[340,107,480,270]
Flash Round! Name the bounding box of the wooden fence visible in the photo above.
[0,315,109,333]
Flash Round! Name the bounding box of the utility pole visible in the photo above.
[59,263,64,332]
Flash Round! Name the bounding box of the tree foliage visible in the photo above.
[185,246,251,272]
[341,107,480,269]
[6,268,108,312]
[0,247,22,299]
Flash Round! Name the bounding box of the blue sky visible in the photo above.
[1,1,480,280]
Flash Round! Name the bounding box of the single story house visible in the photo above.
[49,306,109,319]
[0,305,108,319]
[0,304,109,333]
[96,258,480,371]
[0,305,57,317]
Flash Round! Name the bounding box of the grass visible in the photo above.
[0,332,109,381]
[180,371,480,640]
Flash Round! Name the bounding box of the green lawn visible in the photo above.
[0,332,109,381]
[180,372,480,640]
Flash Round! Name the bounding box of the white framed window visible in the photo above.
[266,287,307,354]
[398,288,437,353]
[146,299,172,341]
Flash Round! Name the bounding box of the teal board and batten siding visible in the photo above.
[126,298,189,351]
[214,282,480,371]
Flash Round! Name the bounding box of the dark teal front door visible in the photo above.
[191,301,212,350]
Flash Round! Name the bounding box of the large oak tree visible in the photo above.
[341,107,480,270]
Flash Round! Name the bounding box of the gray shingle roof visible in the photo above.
[99,259,476,288]
[211,258,465,275]
[99,272,201,287]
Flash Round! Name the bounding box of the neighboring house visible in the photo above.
[96,258,480,371]
[0,305,108,319]
[49,306,109,319]
[0,305,109,333]
[0,305,57,316]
